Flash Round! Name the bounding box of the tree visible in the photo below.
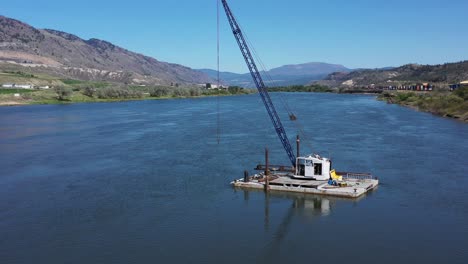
[54,86,73,101]
[83,87,96,97]
[228,86,242,94]
[189,88,201,96]
[454,86,468,101]
[149,86,172,97]
[206,83,212,89]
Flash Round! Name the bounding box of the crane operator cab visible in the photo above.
[294,155,331,180]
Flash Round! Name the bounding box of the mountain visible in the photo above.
[0,15,212,85]
[198,62,350,87]
[316,61,468,88]
[197,69,247,85]
[268,62,349,76]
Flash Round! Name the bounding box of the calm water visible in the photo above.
[0,93,467,264]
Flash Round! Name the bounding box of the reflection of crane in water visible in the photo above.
[242,189,335,233]
[264,192,332,232]
[238,188,367,261]
[258,191,336,262]
[242,189,368,256]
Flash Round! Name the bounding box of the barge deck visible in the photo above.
[232,173,379,198]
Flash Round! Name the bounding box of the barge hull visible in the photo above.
[231,177,379,198]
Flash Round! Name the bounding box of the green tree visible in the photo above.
[54,86,73,101]
[83,87,96,97]
[149,86,172,97]
[454,87,468,101]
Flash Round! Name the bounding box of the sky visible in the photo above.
[2,0,467,73]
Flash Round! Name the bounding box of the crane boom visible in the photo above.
[221,0,296,166]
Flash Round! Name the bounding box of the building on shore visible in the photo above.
[199,83,228,90]
[1,83,33,89]
[449,81,468,90]
[381,83,433,91]
[1,83,15,88]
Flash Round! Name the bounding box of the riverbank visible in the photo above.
[0,87,254,106]
[378,89,468,122]
[267,85,383,94]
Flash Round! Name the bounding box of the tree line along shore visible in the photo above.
[0,82,253,106]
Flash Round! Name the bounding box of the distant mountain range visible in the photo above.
[0,15,212,85]
[198,62,351,87]
[315,61,468,88]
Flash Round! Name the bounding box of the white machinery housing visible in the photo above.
[295,155,331,180]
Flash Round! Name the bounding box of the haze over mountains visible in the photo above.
[198,62,350,87]
[0,15,212,85]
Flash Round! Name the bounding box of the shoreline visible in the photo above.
[387,101,468,123]
[377,91,468,123]
[0,93,253,107]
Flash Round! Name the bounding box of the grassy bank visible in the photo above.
[267,84,383,94]
[268,84,333,93]
[378,88,468,122]
[0,84,254,106]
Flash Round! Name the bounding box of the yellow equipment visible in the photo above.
[330,169,343,181]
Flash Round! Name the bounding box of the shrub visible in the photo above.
[172,87,190,97]
[189,88,201,96]
[454,87,468,101]
[149,86,172,97]
[82,87,96,97]
[96,87,143,99]
[54,86,73,101]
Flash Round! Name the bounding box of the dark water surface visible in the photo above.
[1,93,467,264]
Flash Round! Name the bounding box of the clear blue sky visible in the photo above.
[2,0,467,73]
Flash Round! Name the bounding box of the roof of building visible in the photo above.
[460,81,468,85]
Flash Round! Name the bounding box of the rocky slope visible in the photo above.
[316,61,468,88]
[0,15,212,85]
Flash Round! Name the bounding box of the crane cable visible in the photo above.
[216,0,221,144]
[234,14,315,153]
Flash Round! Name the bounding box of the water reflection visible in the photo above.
[261,191,335,236]
[237,188,368,239]
[237,189,364,262]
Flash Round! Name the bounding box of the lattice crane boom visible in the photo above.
[221,0,296,166]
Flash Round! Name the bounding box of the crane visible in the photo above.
[221,0,296,166]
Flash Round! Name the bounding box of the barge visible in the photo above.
[232,173,379,198]
[232,150,379,198]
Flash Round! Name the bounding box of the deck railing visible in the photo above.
[336,171,374,180]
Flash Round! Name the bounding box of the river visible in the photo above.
[0,93,467,263]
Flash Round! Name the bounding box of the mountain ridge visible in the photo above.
[315,61,468,88]
[0,15,212,85]
[198,62,350,87]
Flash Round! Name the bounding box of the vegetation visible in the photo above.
[147,86,252,98]
[0,89,35,94]
[0,83,253,106]
[1,71,36,78]
[61,79,85,85]
[268,84,333,93]
[96,87,143,99]
[54,86,73,101]
[378,87,468,122]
